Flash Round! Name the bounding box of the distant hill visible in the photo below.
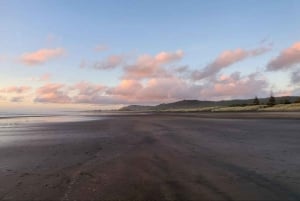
[119,96,300,111]
[119,105,154,111]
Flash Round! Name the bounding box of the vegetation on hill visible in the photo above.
[119,96,300,112]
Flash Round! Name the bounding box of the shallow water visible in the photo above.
[0,112,107,147]
[0,112,103,128]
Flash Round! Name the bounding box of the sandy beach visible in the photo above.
[0,112,300,200]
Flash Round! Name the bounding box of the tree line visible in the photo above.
[253,96,300,106]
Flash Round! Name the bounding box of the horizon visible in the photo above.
[1,0,300,111]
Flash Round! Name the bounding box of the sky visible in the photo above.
[1,0,300,111]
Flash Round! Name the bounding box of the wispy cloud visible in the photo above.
[192,46,271,80]
[94,44,109,52]
[20,48,65,66]
[94,55,125,70]
[81,54,125,70]
[267,42,300,71]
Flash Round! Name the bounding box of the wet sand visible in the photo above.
[0,112,300,200]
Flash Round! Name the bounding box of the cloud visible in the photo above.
[155,50,184,64]
[81,54,125,70]
[71,81,106,103]
[200,72,268,99]
[267,42,300,71]
[107,80,143,97]
[10,96,24,102]
[174,65,189,73]
[192,46,271,80]
[28,47,273,105]
[34,83,71,103]
[291,70,300,84]
[94,44,109,52]
[123,50,184,80]
[136,77,200,102]
[34,82,107,104]
[94,55,124,70]
[21,48,65,66]
[1,86,31,94]
[106,77,200,104]
[31,72,269,105]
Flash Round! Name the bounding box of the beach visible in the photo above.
[0,112,300,200]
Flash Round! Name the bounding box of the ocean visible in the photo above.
[0,111,102,129]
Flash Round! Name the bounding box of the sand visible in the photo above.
[0,112,300,200]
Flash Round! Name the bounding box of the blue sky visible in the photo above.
[1,0,300,110]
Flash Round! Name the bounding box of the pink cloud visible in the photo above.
[267,42,300,71]
[34,82,107,104]
[1,86,31,94]
[71,81,106,103]
[136,77,199,102]
[106,77,200,104]
[21,48,65,66]
[200,72,268,99]
[30,73,269,105]
[123,50,184,80]
[34,83,71,103]
[155,50,184,64]
[192,46,271,80]
[107,80,142,97]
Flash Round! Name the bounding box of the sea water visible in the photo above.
[0,111,106,147]
[0,111,102,128]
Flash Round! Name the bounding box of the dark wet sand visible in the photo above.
[1,112,300,200]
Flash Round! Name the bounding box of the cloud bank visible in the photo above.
[7,42,300,106]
